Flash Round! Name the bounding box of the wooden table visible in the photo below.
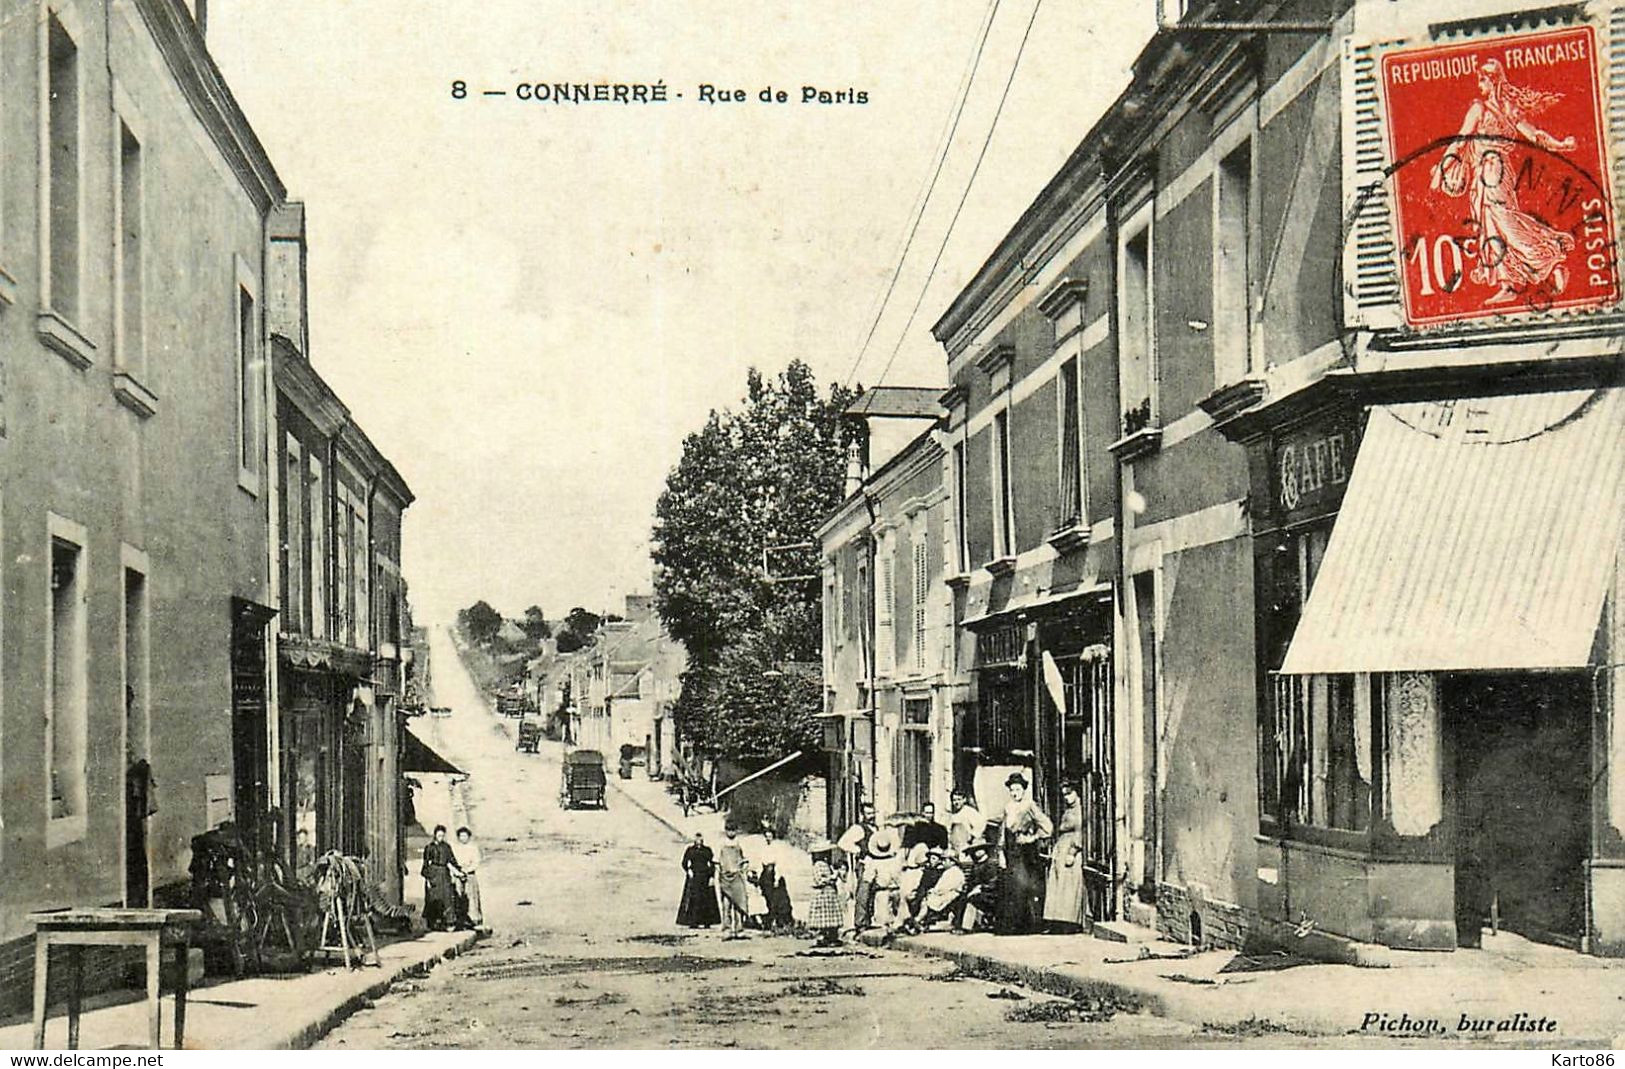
[29,908,202,1050]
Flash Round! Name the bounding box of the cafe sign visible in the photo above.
[1275,414,1362,519]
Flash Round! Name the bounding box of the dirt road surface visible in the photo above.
[316,627,1272,1049]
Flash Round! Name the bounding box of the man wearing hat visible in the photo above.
[865,827,903,933]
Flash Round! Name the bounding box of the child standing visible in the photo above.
[807,839,844,947]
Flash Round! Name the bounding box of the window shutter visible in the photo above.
[1340,33,1407,330]
[913,540,928,670]
[1611,4,1625,200]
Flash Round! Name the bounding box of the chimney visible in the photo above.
[843,438,864,498]
[623,595,654,623]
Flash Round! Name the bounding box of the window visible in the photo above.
[876,541,895,676]
[121,550,150,771]
[46,518,87,844]
[115,120,143,372]
[284,437,305,634]
[237,285,261,483]
[1262,524,1378,833]
[912,535,928,671]
[351,498,370,648]
[898,698,932,812]
[309,455,327,639]
[45,13,80,320]
[1214,141,1253,386]
[334,488,351,645]
[1118,213,1154,435]
[1058,358,1084,528]
[952,443,969,573]
[833,557,845,645]
[992,410,1014,558]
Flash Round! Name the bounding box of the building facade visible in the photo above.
[271,211,414,897]
[0,0,284,968]
[918,0,1625,956]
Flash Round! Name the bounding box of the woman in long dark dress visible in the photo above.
[676,832,722,928]
[996,772,1052,935]
[421,825,461,931]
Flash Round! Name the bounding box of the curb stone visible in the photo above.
[278,930,482,1049]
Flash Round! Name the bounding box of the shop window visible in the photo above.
[1270,672,1378,832]
[977,671,1033,761]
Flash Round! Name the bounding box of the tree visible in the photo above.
[652,359,859,762]
[520,605,552,643]
[553,606,604,654]
[456,600,503,647]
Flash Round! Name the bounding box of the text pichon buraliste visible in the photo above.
[450,80,869,105]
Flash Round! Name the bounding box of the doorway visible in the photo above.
[1445,672,1590,950]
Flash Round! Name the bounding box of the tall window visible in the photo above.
[115,122,143,371]
[992,410,1014,558]
[1214,142,1252,386]
[285,437,305,633]
[334,488,351,644]
[237,285,260,479]
[309,455,327,639]
[1118,216,1154,434]
[898,698,932,812]
[952,443,969,573]
[876,542,895,675]
[47,525,87,838]
[46,14,81,318]
[912,535,928,671]
[352,498,370,648]
[1058,358,1084,528]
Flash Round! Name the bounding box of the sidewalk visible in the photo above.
[865,926,1625,1045]
[0,929,478,1051]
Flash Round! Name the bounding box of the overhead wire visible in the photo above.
[842,0,1004,389]
[870,0,1047,391]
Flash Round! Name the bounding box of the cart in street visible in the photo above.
[559,749,607,810]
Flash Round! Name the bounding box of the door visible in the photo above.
[1447,672,1590,949]
[1064,653,1116,922]
[230,600,274,850]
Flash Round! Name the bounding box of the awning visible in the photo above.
[960,581,1112,630]
[402,726,466,775]
[1280,388,1624,675]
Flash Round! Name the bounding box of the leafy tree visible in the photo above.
[553,606,604,654]
[652,359,859,762]
[456,600,503,647]
[520,605,552,642]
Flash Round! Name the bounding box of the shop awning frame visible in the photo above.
[402,726,466,776]
[1280,388,1624,676]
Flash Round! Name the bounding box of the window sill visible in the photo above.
[238,466,260,497]
[1108,426,1162,462]
[945,573,973,590]
[984,556,1017,579]
[112,371,159,418]
[38,309,97,370]
[47,812,88,850]
[1046,524,1090,554]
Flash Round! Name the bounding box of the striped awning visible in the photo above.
[1280,388,1624,675]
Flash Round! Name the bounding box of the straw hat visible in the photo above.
[867,828,899,860]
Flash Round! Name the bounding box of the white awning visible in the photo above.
[1280,388,1624,675]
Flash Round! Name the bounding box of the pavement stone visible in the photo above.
[0,929,479,1051]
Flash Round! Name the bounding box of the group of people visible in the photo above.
[420,824,485,932]
[676,824,795,938]
[676,771,1095,947]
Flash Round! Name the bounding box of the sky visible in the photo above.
[207,1,1157,626]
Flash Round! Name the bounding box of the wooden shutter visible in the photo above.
[1340,33,1406,330]
[913,539,928,671]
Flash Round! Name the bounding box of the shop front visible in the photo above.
[962,585,1116,917]
[277,636,375,877]
[1247,387,1624,955]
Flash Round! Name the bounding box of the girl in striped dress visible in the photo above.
[807,840,844,947]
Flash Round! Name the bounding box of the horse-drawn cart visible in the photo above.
[559,749,607,810]
[515,719,543,753]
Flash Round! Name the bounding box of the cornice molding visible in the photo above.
[1036,277,1089,321]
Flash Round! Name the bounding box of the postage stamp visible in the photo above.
[1378,25,1619,326]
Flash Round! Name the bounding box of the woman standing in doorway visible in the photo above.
[996,773,1052,934]
[1043,781,1089,931]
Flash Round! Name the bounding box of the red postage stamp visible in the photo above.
[1379,25,1618,327]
